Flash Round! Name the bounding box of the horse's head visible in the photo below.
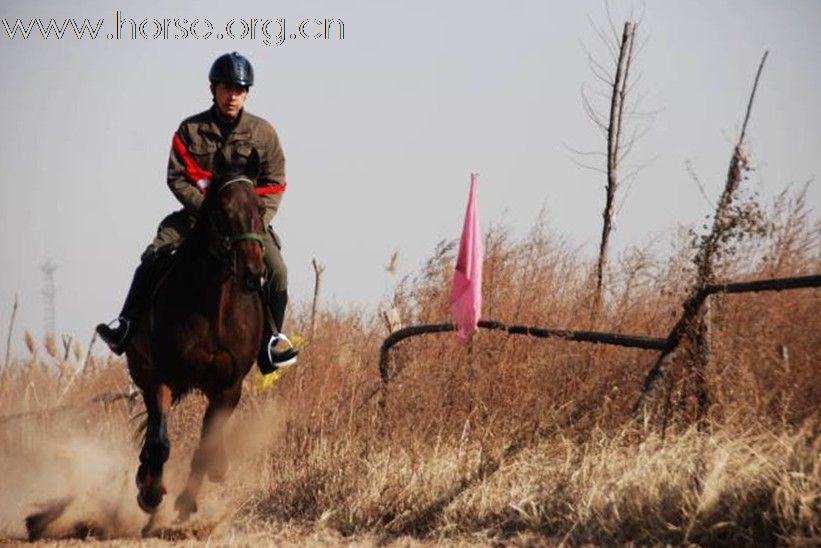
[205,146,266,292]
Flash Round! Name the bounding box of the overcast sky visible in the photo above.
[1,0,819,355]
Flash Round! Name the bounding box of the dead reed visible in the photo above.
[0,186,817,545]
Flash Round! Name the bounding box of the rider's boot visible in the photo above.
[257,289,299,374]
[96,258,154,355]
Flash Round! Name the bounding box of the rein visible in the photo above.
[218,175,255,192]
[214,176,265,251]
[224,232,264,250]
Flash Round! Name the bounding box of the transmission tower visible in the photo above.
[40,261,57,335]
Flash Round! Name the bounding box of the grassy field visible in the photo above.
[0,187,818,546]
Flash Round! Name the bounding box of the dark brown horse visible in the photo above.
[127,147,266,521]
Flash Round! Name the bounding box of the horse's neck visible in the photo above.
[174,210,229,287]
[163,216,261,347]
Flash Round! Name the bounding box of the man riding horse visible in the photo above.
[97,52,297,372]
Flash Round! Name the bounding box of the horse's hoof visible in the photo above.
[137,485,165,514]
[137,489,162,514]
[136,466,166,514]
[174,492,198,522]
[25,497,72,541]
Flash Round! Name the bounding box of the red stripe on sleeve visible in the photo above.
[172,133,287,197]
[172,132,213,191]
[255,184,287,196]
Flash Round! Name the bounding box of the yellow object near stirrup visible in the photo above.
[255,333,305,393]
[256,368,285,393]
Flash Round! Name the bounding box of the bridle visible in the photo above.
[212,176,265,253]
[217,176,263,246]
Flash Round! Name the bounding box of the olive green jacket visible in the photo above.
[167,106,286,225]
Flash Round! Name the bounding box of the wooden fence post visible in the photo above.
[310,258,325,341]
[693,296,712,422]
[3,293,19,374]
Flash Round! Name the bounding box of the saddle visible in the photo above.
[146,246,178,300]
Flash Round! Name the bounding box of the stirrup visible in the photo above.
[259,333,298,373]
[96,317,131,355]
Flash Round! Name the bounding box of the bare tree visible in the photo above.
[635,51,770,421]
[570,10,651,308]
[596,21,637,305]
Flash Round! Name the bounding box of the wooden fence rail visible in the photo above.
[379,321,668,383]
[378,274,821,407]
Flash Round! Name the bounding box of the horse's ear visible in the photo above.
[246,148,261,180]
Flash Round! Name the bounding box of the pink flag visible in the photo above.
[450,172,483,342]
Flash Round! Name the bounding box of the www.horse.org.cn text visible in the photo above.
[1,11,345,47]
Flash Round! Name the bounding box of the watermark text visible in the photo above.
[2,11,345,46]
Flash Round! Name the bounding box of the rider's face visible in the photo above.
[212,82,248,119]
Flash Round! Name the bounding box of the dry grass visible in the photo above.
[0,187,818,546]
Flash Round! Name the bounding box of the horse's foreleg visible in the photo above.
[175,385,241,521]
[136,383,172,513]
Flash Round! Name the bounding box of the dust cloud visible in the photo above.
[0,389,288,541]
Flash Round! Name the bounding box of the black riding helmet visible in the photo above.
[209,52,254,87]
